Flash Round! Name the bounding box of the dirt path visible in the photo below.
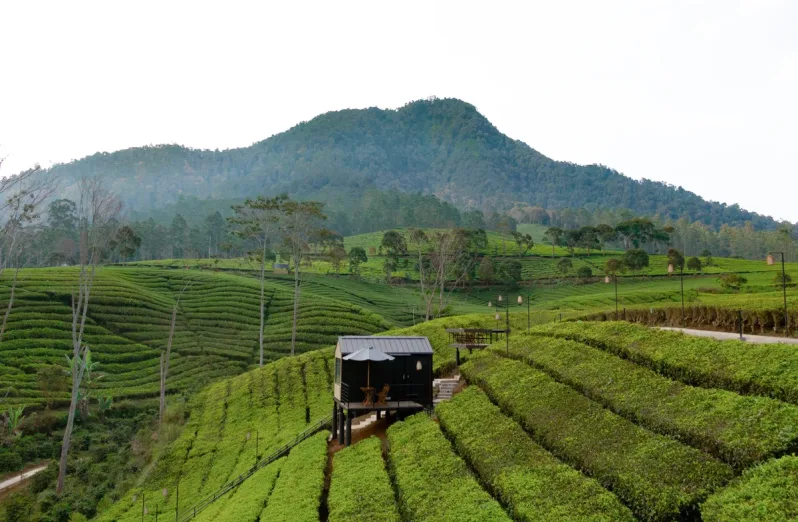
[658,327,798,345]
[0,464,48,493]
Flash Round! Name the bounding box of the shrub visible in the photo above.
[500,334,798,469]
[719,273,747,290]
[0,450,23,472]
[259,432,327,521]
[329,436,400,522]
[4,493,33,522]
[576,266,592,279]
[436,387,634,521]
[386,413,510,521]
[532,321,798,404]
[701,455,798,521]
[461,352,733,521]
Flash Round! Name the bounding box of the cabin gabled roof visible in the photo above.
[337,336,433,356]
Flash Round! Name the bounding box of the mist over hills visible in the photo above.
[46,98,780,230]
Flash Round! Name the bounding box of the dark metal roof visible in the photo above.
[338,336,434,355]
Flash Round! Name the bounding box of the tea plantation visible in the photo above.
[0,268,389,408]
[69,317,798,521]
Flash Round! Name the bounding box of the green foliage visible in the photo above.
[386,413,510,522]
[461,352,733,521]
[259,432,328,521]
[532,321,798,404]
[719,273,748,289]
[47,98,781,233]
[347,246,368,275]
[436,387,634,521]
[576,266,592,279]
[774,272,793,286]
[503,334,798,468]
[4,492,33,522]
[329,436,400,522]
[556,258,572,275]
[477,256,495,282]
[701,455,798,521]
[622,248,649,272]
[687,256,703,272]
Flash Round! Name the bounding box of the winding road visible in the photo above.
[0,464,48,493]
[658,327,798,345]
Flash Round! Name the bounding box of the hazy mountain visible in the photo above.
[46,97,778,230]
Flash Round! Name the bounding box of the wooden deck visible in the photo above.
[335,399,424,412]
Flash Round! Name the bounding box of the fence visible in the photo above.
[173,414,332,522]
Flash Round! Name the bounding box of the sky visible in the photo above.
[1,0,796,222]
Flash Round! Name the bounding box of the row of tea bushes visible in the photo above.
[193,459,283,522]
[532,321,798,404]
[328,436,401,522]
[461,353,733,521]
[701,455,798,522]
[259,432,328,521]
[499,334,798,469]
[386,413,510,521]
[94,351,333,522]
[436,386,635,521]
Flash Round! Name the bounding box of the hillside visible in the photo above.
[88,320,798,521]
[45,98,778,230]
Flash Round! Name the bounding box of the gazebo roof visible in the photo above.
[337,336,433,356]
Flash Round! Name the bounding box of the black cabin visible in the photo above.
[332,336,434,446]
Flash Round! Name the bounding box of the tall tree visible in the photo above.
[160,280,192,428]
[279,199,327,356]
[229,195,286,367]
[204,211,226,257]
[380,230,407,281]
[169,214,188,258]
[543,227,565,258]
[511,231,534,257]
[347,246,367,275]
[57,177,121,494]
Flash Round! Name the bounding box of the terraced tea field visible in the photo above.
[0,268,389,408]
[90,319,798,522]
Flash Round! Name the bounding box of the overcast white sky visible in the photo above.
[1,0,796,222]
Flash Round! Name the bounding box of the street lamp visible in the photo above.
[489,295,510,353]
[517,294,531,331]
[604,274,619,320]
[668,262,685,326]
[767,252,789,336]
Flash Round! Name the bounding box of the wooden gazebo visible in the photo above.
[446,328,508,365]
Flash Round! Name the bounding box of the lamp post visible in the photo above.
[668,262,685,326]
[517,294,531,331]
[767,252,789,336]
[489,295,510,353]
[604,274,618,320]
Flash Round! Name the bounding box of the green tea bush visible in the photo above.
[329,436,400,522]
[259,432,328,521]
[701,455,798,521]
[500,334,798,468]
[386,413,510,521]
[532,321,798,404]
[436,387,634,521]
[461,353,733,521]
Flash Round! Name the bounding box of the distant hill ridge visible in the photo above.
[47,97,778,230]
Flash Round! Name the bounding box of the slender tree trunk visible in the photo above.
[290,251,300,356]
[259,242,266,366]
[0,267,20,342]
[160,302,178,425]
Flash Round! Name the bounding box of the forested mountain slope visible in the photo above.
[46,98,778,230]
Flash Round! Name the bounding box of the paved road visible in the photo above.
[0,464,48,493]
[658,327,798,345]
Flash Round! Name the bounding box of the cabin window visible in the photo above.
[334,358,341,384]
[416,360,422,371]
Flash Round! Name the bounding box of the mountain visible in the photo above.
[46,97,779,230]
